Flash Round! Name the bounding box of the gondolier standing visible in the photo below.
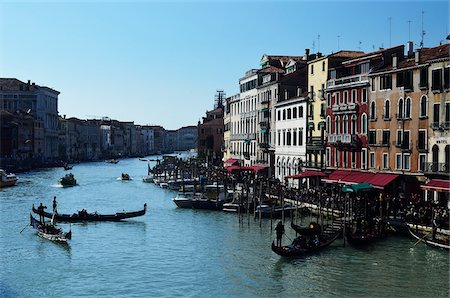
[53,196,57,213]
[275,221,285,247]
[38,203,47,223]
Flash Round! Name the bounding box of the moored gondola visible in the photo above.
[346,218,384,245]
[291,221,322,236]
[30,214,71,243]
[32,203,147,223]
[408,226,449,250]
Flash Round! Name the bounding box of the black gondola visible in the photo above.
[346,218,384,245]
[271,226,342,257]
[32,203,147,223]
[408,226,450,250]
[30,214,71,243]
[291,221,322,236]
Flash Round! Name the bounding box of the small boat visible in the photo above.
[172,193,204,209]
[106,159,119,164]
[32,203,147,222]
[291,221,322,236]
[408,226,449,250]
[271,225,342,257]
[255,204,297,219]
[346,218,384,245]
[63,164,73,170]
[0,169,18,187]
[30,214,71,243]
[60,173,77,186]
[121,173,131,180]
[142,175,153,183]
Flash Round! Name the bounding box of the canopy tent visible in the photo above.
[342,182,374,193]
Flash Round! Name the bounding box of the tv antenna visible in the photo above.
[388,17,392,47]
[358,41,362,51]
[317,34,321,53]
[337,35,341,50]
[420,11,426,48]
[407,20,412,41]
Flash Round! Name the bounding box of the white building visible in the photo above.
[274,95,308,181]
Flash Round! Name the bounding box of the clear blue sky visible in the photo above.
[1,1,448,129]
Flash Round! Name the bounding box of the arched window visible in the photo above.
[351,114,357,134]
[299,106,304,117]
[326,116,331,134]
[293,107,297,118]
[405,97,411,118]
[335,116,340,134]
[432,145,439,171]
[362,113,367,134]
[343,115,348,134]
[384,99,390,119]
[283,109,286,120]
[398,97,404,119]
[370,101,376,120]
[420,95,427,117]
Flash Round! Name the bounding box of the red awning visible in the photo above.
[226,165,254,173]
[421,179,450,193]
[224,158,239,166]
[322,170,353,184]
[285,171,327,179]
[367,173,398,189]
[247,166,267,172]
[345,172,375,184]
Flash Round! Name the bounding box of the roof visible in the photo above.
[322,170,398,189]
[258,65,285,74]
[330,50,365,59]
[342,45,404,65]
[0,78,60,94]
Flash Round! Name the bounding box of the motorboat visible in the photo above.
[121,173,131,180]
[142,175,153,183]
[0,169,18,187]
[60,173,77,187]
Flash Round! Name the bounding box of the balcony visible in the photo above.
[424,162,450,174]
[307,136,325,147]
[444,121,450,130]
[331,103,358,114]
[259,142,270,149]
[430,122,441,130]
[327,134,361,150]
[326,74,369,90]
[416,141,428,153]
[392,141,412,152]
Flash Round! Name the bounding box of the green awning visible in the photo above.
[342,183,374,193]
[261,108,269,113]
[318,121,326,126]
[307,121,314,126]
[261,129,268,133]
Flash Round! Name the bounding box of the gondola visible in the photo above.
[271,227,342,257]
[346,218,384,245]
[291,221,322,236]
[408,226,449,250]
[30,214,71,243]
[32,203,147,223]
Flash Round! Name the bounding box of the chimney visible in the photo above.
[317,52,322,58]
[407,41,414,57]
[63,114,66,119]
[392,54,397,69]
[415,50,420,65]
[27,80,31,85]
[32,82,35,86]
[304,48,310,60]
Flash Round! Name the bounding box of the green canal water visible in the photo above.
[0,157,448,297]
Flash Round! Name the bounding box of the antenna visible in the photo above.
[312,40,315,53]
[337,35,341,50]
[317,34,321,53]
[358,41,362,51]
[388,17,392,47]
[420,11,426,48]
[407,20,412,41]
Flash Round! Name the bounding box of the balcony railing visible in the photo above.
[424,162,450,174]
[331,103,358,114]
[307,136,325,146]
[328,134,360,145]
[430,122,441,130]
[326,74,369,89]
[319,90,326,100]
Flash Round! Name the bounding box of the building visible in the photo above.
[306,50,364,170]
[176,126,197,151]
[325,46,404,174]
[223,94,238,162]
[198,104,224,164]
[0,78,60,160]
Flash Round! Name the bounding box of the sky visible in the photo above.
[0,1,448,130]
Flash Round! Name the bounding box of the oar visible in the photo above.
[19,225,28,234]
[413,231,431,247]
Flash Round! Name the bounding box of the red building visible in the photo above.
[197,106,224,164]
[325,46,405,170]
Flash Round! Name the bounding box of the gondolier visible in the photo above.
[37,203,47,222]
[53,196,57,213]
[275,221,285,247]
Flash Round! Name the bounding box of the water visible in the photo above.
[1,157,448,297]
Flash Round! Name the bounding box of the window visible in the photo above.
[327,93,331,107]
[446,103,450,125]
[380,74,392,90]
[362,113,367,134]
[320,103,325,117]
[334,148,338,167]
[311,65,314,74]
[418,154,426,172]
[370,101,376,120]
[309,104,314,118]
[335,116,340,134]
[287,108,291,120]
[335,92,340,104]
[405,97,411,118]
[398,98,404,119]
[277,110,281,120]
[293,129,297,146]
[432,69,442,91]
[343,152,348,168]
[283,109,286,120]
[420,95,427,117]
[371,78,376,92]
[396,154,402,170]
[326,148,331,166]
[351,152,356,168]
[382,153,389,169]
[396,72,404,87]
[287,130,291,145]
[351,115,357,134]
[370,152,375,168]
[278,130,281,146]
[419,67,428,88]
[384,99,390,119]
[445,67,450,89]
[403,154,411,171]
[361,149,367,169]
[299,106,304,117]
[362,89,367,103]
[433,104,440,126]
[293,107,297,118]
[368,130,377,145]
[396,130,402,146]
[326,116,331,133]
[310,86,314,100]
[351,89,356,103]
[322,61,326,71]
[418,130,426,150]
[404,70,413,90]
[343,91,348,104]
[299,128,303,146]
[343,116,348,134]
[382,130,390,145]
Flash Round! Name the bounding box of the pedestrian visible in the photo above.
[275,221,285,247]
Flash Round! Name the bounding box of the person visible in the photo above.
[275,221,285,247]
[38,202,47,223]
[52,196,57,213]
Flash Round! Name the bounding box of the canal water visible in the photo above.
[0,156,448,297]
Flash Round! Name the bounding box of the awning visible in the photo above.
[342,182,374,193]
[322,170,353,184]
[345,172,375,184]
[247,165,267,172]
[224,158,239,166]
[261,108,269,113]
[285,171,327,179]
[318,120,326,126]
[367,173,399,189]
[421,179,450,193]
[261,129,268,133]
[226,165,267,173]
[307,121,314,127]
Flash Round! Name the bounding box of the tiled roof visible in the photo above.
[0,78,40,91]
[329,50,365,59]
[258,65,285,74]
